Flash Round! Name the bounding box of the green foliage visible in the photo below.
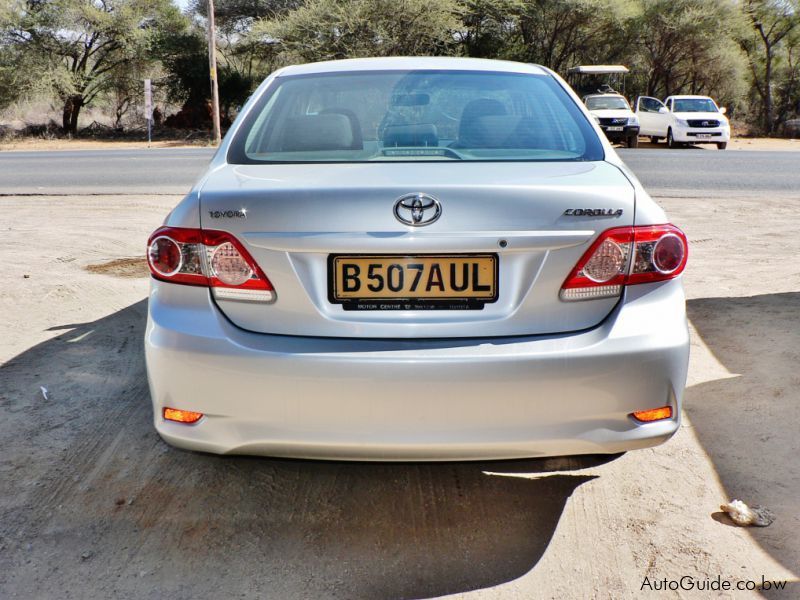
[2,0,800,135]
[2,0,185,132]
[251,0,464,64]
[739,0,800,132]
[503,0,634,72]
[191,0,301,35]
[457,0,518,58]
[627,0,748,105]
[153,24,258,123]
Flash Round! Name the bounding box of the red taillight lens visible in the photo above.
[561,224,687,301]
[146,227,275,302]
[627,225,688,285]
[148,237,182,276]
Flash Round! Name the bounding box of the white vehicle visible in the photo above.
[583,93,640,147]
[635,95,730,149]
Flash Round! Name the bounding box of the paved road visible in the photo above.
[0,148,215,195]
[0,147,797,197]
[618,148,800,197]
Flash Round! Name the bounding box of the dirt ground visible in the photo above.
[0,138,210,152]
[634,137,800,151]
[1,193,799,599]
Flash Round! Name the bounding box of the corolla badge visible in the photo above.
[393,193,441,227]
[563,208,624,217]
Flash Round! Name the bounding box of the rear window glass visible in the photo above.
[228,70,604,163]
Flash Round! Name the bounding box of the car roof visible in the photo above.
[584,93,626,99]
[567,65,629,74]
[277,57,549,77]
[667,95,714,100]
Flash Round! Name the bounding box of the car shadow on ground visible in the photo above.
[686,292,800,597]
[0,299,615,599]
[617,139,714,150]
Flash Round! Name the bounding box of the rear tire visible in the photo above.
[667,128,678,149]
[717,142,727,150]
[628,135,639,148]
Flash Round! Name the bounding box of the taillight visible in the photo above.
[147,227,275,303]
[163,407,204,424]
[560,224,687,301]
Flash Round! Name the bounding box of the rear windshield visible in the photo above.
[228,70,604,163]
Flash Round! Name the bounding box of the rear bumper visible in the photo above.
[145,279,690,461]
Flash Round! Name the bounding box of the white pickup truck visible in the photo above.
[634,95,730,149]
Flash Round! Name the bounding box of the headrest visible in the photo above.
[279,113,358,151]
[458,98,508,146]
[460,115,527,148]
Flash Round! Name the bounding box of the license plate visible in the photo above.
[606,126,624,131]
[696,133,712,139]
[329,254,498,310]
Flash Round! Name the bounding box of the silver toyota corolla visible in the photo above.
[145,57,690,461]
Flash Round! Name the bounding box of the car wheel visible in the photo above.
[667,129,678,149]
[628,135,639,148]
[717,142,727,150]
[650,136,660,144]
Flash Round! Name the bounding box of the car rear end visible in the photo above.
[144,58,690,461]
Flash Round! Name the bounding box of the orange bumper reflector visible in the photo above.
[163,407,203,424]
[631,406,673,422]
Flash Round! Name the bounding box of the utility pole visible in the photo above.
[207,0,222,145]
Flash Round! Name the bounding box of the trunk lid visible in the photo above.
[199,161,634,338]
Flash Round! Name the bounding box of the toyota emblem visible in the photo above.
[393,193,441,227]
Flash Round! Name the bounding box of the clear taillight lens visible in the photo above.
[560,224,687,301]
[582,238,630,283]
[210,242,252,286]
[146,227,275,303]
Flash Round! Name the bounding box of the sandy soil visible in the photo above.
[1,194,799,598]
[0,138,211,152]
[726,137,800,151]
[628,137,800,151]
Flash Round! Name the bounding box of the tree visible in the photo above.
[4,0,184,134]
[740,0,800,133]
[503,0,633,73]
[457,0,517,59]
[154,24,258,127]
[625,0,748,112]
[251,0,463,64]
[191,0,301,35]
[773,28,800,128]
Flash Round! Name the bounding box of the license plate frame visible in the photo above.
[606,126,624,132]
[328,253,499,311]
[695,133,712,139]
